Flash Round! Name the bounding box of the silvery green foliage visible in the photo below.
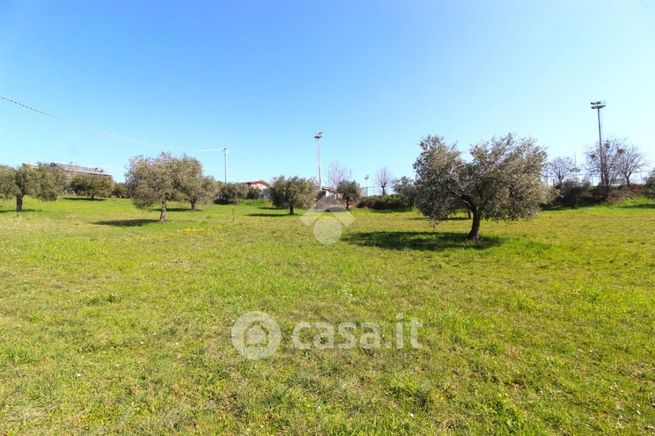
[70,173,114,199]
[125,153,179,209]
[269,176,315,215]
[392,176,417,208]
[414,134,549,240]
[0,165,19,199]
[173,155,213,209]
[0,164,65,205]
[34,164,67,201]
[219,182,249,204]
[336,180,362,209]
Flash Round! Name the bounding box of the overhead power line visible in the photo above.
[0,94,222,153]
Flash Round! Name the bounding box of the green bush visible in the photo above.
[111,182,129,198]
[558,180,592,209]
[646,169,655,199]
[358,194,412,211]
[246,186,262,199]
[216,183,248,204]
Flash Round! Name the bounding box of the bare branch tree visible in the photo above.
[616,144,646,186]
[327,162,350,188]
[375,167,393,195]
[585,138,626,190]
[547,157,578,186]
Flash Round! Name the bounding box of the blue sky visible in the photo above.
[1,0,653,185]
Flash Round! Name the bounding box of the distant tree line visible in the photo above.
[546,138,650,207]
[1,136,650,235]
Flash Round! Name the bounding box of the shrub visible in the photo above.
[336,180,362,209]
[647,169,655,199]
[558,180,592,209]
[70,173,114,199]
[605,184,649,203]
[111,182,129,198]
[392,176,417,208]
[358,194,411,211]
[246,186,262,199]
[217,183,248,204]
[269,176,315,214]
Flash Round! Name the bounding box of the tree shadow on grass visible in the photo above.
[93,219,160,227]
[0,209,41,214]
[345,231,502,251]
[64,197,107,201]
[409,215,470,221]
[246,213,290,218]
[361,209,412,214]
[159,207,194,212]
[619,203,655,209]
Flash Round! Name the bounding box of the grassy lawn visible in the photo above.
[0,196,654,433]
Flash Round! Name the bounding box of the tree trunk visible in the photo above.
[191,200,196,211]
[625,175,631,186]
[466,207,471,219]
[160,200,167,222]
[289,203,295,215]
[16,194,23,212]
[382,187,386,195]
[468,213,481,242]
[346,198,350,209]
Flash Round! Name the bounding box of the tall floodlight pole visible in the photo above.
[590,101,606,186]
[223,147,228,184]
[364,174,369,197]
[314,131,323,190]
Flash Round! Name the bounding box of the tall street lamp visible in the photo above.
[314,131,323,190]
[590,101,606,186]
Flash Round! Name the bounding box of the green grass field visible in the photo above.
[0,196,654,433]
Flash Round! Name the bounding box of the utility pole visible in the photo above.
[364,174,369,197]
[223,147,228,184]
[590,101,606,186]
[314,131,323,190]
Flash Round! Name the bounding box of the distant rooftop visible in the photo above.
[244,179,270,187]
[50,162,111,177]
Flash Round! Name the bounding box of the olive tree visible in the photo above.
[219,182,248,204]
[0,164,65,212]
[201,176,222,203]
[173,155,213,210]
[269,176,315,215]
[70,173,114,199]
[392,176,417,208]
[336,180,361,209]
[414,134,549,242]
[125,153,179,222]
[111,182,129,198]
